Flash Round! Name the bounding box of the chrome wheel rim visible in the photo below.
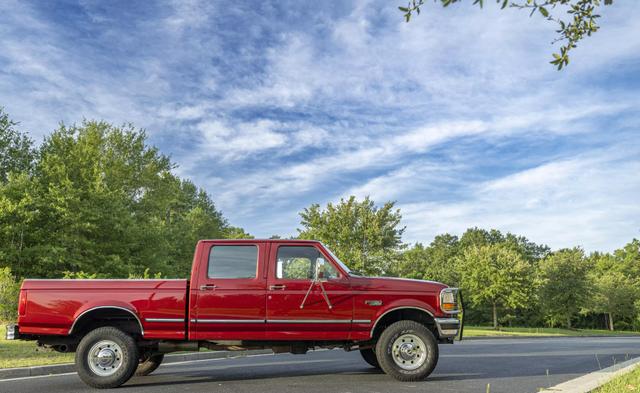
[88,340,123,377]
[391,334,427,370]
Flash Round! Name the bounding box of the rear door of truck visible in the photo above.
[190,240,268,340]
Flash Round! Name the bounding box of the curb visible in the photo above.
[538,355,640,393]
[0,349,274,380]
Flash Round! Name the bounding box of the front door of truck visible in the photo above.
[192,241,267,340]
[265,242,353,340]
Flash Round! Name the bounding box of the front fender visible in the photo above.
[369,299,439,338]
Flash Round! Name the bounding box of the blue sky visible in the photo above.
[1,0,639,251]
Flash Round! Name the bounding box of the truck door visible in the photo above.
[265,242,353,340]
[191,241,267,340]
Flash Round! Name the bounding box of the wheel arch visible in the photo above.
[370,306,437,340]
[69,306,144,337]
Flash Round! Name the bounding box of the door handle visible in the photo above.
[269,284,286,290]
[199,284,217,291]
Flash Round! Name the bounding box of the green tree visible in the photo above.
[503,233,550,264]
[396,233,460,285]
[298,196,405,276]
[398,0,614,70]
[459,227,504,249]
[0,172,38,276]
[612,239,640,278]
[224,226,254,239]
[0,107,35,183]
[0,267,20,322]
[537,248,590,329]
[0,119,239,279]
[587,249,639,330]
[458,244,532,329]
[459,227,549,264]
[590,271,637,330]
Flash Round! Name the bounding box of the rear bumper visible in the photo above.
[434,317,460,339]
[5,323,19,340]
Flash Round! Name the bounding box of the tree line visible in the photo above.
[298,196,640,331]
[0,109,251,319]
[1,109,638,331]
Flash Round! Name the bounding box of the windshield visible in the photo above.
[321,243,354,275]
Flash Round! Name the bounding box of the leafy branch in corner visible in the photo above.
[398,0,614,70]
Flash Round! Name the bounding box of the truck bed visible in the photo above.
[18,279,188,340]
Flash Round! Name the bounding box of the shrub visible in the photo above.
[0,267,20,322]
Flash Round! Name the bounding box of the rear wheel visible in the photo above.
[135,353,164,376]
[359,348,380,369]
[75,326,139,389]
[375,320,438,382]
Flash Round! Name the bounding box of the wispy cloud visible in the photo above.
[0,0,638,251]
[400,143,640,251]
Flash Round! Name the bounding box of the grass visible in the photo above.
[592,365,640,393]
[464,326,640,338]
[0,325,73,368]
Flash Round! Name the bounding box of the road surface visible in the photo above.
[1,337,639,393]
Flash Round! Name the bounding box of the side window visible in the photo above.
[208,245,258,279]
[276,246,338,280]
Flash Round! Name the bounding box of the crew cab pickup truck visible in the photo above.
[7,239,461,388]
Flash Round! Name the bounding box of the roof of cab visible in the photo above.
[199,239,321,243]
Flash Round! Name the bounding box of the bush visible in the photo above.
[62,271,101,279]
[0,267,20,322]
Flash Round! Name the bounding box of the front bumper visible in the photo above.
[5,324,19,340]
[434,318,460,339]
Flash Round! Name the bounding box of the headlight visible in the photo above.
[440,288,460,314]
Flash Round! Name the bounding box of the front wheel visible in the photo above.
[75,327,139,389]
[135,353,164,376]
[375,320,438,382]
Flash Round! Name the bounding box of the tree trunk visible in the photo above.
[566,316,572,329]
[608,313,614,331]
[492,302,498,330]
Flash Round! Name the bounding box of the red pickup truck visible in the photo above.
[6,239,461,388]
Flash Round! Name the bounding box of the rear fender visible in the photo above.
[69,303,144,336]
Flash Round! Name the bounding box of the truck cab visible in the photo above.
[7,239,462,388]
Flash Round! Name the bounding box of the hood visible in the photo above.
[350,275,448,293]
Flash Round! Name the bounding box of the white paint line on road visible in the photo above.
[538,356,640,393]
[0,372,77,383]
[441,350,640,358]
[0,352,315,383]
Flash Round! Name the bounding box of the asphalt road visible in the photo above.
[2,337,639,393]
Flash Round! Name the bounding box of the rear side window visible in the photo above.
[208,245,258,279]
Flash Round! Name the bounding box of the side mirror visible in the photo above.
[315,258,327,281]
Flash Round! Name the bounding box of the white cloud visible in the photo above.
[0,0,638,252]
[210,93,638,214]
[399,147,640,251]
[197,119,286,160]
[163,0,214,32]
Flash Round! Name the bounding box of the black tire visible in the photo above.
[360,348,380,369]
[135,353,164,376]
[375,320,439,382]
[75,326,139,389]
